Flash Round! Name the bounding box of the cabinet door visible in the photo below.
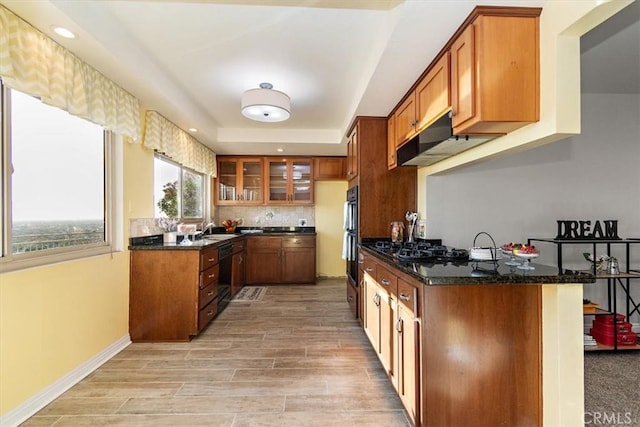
[246,237,282,284]
[378,288,394,375]
[314,157,346,180]
[397,292,419,425]
[346,127,358,181]
[231,251,245,296]
[216,158,239,203]
[290,159,313,203]
[266,160,289,203]
[363,273,380,350]
[394,92,416,148]
[451,23,475,130]
[282,247,316,283]
[416,52,451,133]
[239,159,263,203]
[387,115,396,170]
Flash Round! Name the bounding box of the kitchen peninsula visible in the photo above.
[359,240,594,427]
[128,228,316,342]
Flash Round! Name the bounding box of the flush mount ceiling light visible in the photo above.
[51,26,76,39]
[241,82,290,122]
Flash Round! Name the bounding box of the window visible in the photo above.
[154,155,205,221]
[1,84,115,271]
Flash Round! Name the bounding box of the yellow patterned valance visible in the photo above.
[143,111,217,177]
[0,5,141,141]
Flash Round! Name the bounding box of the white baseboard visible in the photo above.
[0,335,131,427]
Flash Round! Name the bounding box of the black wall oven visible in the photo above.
[345,186,358,287]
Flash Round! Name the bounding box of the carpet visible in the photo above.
[584,351,640,426]
[232,286,267,302]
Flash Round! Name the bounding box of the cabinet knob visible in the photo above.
[400,293,410,301]
[381,279,390,286]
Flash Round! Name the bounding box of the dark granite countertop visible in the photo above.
[361,244,594,286]
[128,227,316,250]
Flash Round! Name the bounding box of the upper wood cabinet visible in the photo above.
[346,127,358,181]
[393,53,451,150]
[450,13,539,135]
[415,52,451,133]
[265,158,314,204]
[215,157,264,205]
[313,157,346,180]
[394,92,417,148]
[387,115,396,169]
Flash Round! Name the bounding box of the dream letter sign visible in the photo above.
[555,220,620,240]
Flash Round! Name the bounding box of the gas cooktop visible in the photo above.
[370,240,469,264]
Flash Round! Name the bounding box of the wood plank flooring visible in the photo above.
[22,279,410,426]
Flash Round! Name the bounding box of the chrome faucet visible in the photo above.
[201,222,216,235]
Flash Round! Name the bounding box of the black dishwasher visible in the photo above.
[216,243,233,313]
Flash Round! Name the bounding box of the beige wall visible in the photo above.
[0,140,154,416]
[315,181,348,278]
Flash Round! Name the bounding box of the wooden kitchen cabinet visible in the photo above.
[450,12,540,135]
[396,279,420,426]
[346,127,358,181]
[394,92,416,148]
[129,245,220,342]
[392,52,451,151]
[265,158,313,204]
[245,234,316,284]
[387,115,396,169]
[231,237,246,296]
[313,156,346,180]
[215,157,264,204]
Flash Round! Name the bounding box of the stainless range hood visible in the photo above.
[396,113,498,166]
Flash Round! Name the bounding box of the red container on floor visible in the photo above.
[592,318,634,334]
[589,327,638,346]
[594,313,625,324]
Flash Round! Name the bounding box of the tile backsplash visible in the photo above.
[215,206,315,227]
[130,206,315,238]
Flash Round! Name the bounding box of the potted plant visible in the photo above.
[156,181,180,242]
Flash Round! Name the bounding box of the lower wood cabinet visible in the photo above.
[130,245,220,342]
[231,237,246,296]
[362,256,421,427]
[246,235,316,284]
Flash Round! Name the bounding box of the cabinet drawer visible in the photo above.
[199,282,217,309]
[247,236,282,249]
[233,238,246,253]
[397,280,418,315]
[198,299,217,331]
[282,236,315,248]
[377,264,398,296]
[200,264,219,289]
[200,246,219,270]
[363,256,377,280]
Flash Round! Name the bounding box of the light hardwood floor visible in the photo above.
[22,279,410,426]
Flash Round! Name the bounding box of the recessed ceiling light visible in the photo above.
[276,148,284,153]
[51,26,76,39]
[188,128,198,132]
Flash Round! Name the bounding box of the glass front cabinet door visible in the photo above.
[266,158,313,204]
[215,158,264,205]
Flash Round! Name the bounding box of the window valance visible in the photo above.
[0,5,141,141]
[143,111,217,177]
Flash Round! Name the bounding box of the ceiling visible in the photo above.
[1,0,637,157]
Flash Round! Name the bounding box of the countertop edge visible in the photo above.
[129,232,316,250]
[361,246,595,286]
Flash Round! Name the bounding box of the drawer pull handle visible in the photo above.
[400,293,410,301]
[381,279,390,286]
[207,291,214,296]
[396,318,403,333]
[347,295,353,302]
[207,310,214,316]
[208,273,216,279]
[208,258,216,262]
[365,267,374,272]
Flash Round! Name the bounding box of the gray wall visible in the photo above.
[425,92,640,323]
